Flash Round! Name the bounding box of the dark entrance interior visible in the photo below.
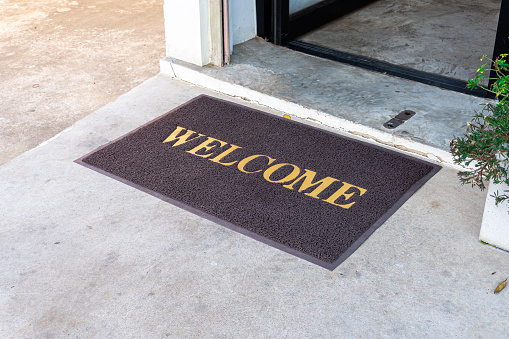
[256,0,509,98]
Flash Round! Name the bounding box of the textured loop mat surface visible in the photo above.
[77,95,441,270]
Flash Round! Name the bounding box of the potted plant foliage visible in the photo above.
[450,54,509,250]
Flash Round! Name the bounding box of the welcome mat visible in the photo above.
[76,95,441,270]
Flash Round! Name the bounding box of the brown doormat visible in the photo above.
[76,95,440,270]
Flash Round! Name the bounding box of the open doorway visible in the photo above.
[257,0,508,97]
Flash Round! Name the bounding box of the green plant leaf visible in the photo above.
[477,63,487,73]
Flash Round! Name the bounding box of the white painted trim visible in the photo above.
[160,57,460,170]
[160,58,177,78]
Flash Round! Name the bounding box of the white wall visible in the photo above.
[229,0,257,52]
[290,0,323,14]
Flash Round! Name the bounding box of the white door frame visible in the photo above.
[163,0,256,67]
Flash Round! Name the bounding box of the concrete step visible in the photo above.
[161,38,493,168]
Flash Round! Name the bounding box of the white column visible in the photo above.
[164,0,211,66]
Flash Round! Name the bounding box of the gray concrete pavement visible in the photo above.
[2,74,509,338]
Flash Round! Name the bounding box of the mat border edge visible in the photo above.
[75,94,442,271]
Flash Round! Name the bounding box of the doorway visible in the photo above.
[256,0,508,97]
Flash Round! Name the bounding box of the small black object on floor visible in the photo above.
[76,95,440,270]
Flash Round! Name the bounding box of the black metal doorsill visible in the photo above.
[287,41,489,98]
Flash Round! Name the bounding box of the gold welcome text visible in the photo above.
[163,126,367,209]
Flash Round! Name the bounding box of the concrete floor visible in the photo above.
[0,73,505,337]
[2,74,509,338]
[0,0,165,165]
[299,0,500,84]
